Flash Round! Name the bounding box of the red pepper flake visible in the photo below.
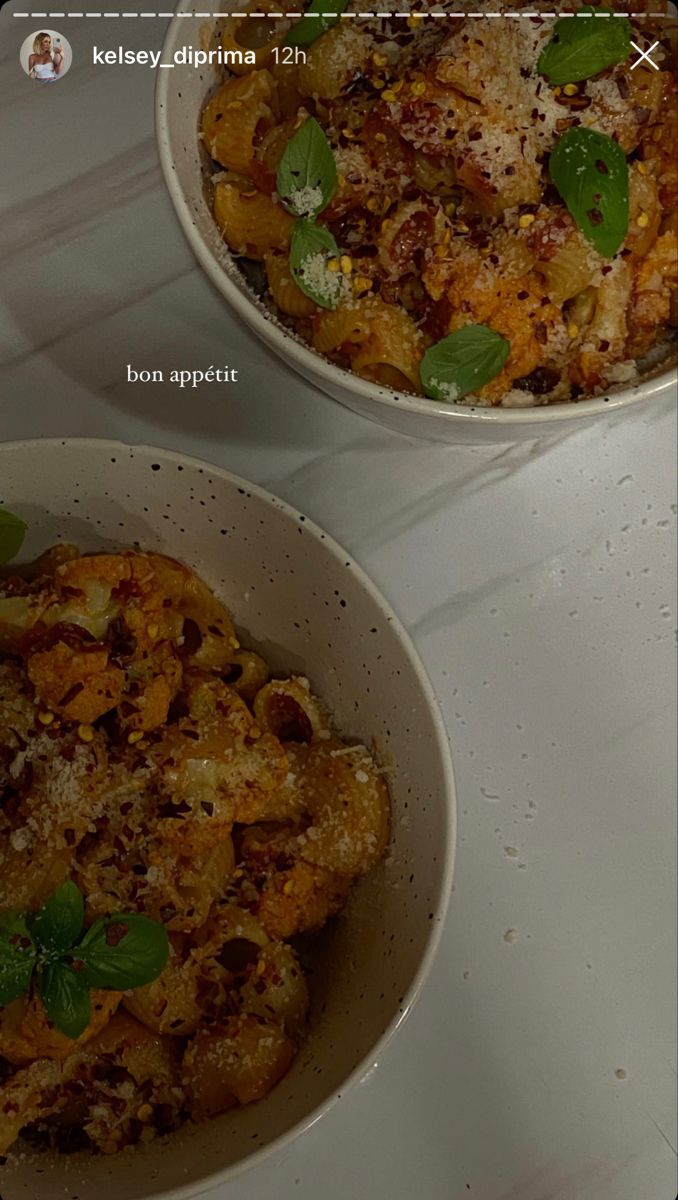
[105,921,128,947]
[59,682,85,707]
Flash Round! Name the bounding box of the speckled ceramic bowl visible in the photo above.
[156,6,676,445]
[0,438,455,1200]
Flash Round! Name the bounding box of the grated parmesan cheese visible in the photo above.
[428,377,460,404]
[288,185,324,219]
[297,253,346,305]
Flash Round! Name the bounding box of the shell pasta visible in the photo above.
[200,1,677,406]
[0,548,390,1157]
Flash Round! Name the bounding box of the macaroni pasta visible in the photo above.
[200,1,677,405]
[0,548,389,1155]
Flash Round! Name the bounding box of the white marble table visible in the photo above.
[1,7,676,1198]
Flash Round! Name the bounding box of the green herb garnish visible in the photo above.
[549,125,629,257]
[29,879,85,956]
[277,117,337,220]
[421,326,511,403]
[290,219,344,309]
[538,8,631,85]
[0,882,169,1039]
[77,913,170,991]
[0,508,27,565]
[285,0,350,48]
[276,117,345,309]
[41,960,92,1040]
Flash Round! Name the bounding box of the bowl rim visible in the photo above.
[155,19,677,428]
[0,436,457,1198]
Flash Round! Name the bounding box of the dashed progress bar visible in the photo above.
[9,10,672,18]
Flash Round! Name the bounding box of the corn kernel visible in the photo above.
[353,274,373,294]
[340,255,353,276]
[375,132,387,143]
[338,173,346,188]
[128,730,144,744]
[636,211,650,228]
[435,244,447,259]
[637,161,648,176]
[372,51,388,67]
[444,201,456,217]
[366,197,380,212]
[147,623,159,640]
[518,213,536,228]
[256,957,267,976]
[563,83,579,96]
[38,710,55,726]
[137,1104,153,1122]
[407,13,424,27]
[342,127,355,140]
[327,257,340,272]
[78,725,95,743]
[372,77,386,90]
[136,740,149,751]
[283,880,295,895]
[567,322,579,339]
[411,80,426,97]
[392,79,404,94]
[553,87,562,97]
[456,221,470,234]
[381,89,397,102]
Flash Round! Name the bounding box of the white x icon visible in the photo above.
[630,40,660,70]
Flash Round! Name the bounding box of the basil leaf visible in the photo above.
[0,509,27,566]
[277,117,337,219]
[0,913,36,1007]
[76,913,169,990]
[421,326,510,403]
[29,882,85,957]
[290,219,344,310]
[538,9,631,85]
[39,960,91,1039]
[550,125,628,257]
[285,0,349,48]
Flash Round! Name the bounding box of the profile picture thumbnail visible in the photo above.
[19,30,72,83]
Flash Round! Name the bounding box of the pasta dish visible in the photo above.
[0,546,389,1156]
[200,1,677,407]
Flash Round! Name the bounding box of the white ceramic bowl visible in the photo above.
[0,438,455,1199]
[156,7,676,444]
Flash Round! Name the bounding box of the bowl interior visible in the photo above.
[0,440,455,1200]
[155,6,676,439]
